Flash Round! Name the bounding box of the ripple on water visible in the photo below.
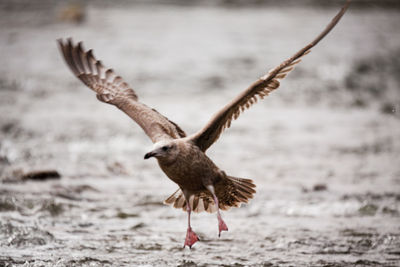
[0,221,54,247]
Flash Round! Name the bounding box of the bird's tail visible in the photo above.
[164,176,256,213]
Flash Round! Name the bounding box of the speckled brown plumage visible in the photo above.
[57,0,350,248]
[160,140,256,213]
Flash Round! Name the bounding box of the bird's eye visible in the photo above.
[162,146,169,151]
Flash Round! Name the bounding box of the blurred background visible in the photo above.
[1,0,399,266]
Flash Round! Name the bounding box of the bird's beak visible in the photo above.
[144,151,156,159]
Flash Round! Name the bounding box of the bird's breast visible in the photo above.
[158,146,219,191]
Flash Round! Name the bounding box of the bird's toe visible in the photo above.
[184,227,199,248]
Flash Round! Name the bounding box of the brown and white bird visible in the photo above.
[58,0,350,248]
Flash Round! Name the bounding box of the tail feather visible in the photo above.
[164,189,180,205]
[233,182,255,199]
[192,195,200,211]
[164,175,256,213]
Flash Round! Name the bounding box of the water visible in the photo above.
[1,3,400,266]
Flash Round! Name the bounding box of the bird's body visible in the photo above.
[57,0,350,248]
[149,139,256,214]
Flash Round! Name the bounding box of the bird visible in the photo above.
[57,0,350,248]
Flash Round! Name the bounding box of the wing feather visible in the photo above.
[189,0,350,151]
[57,38,186,143]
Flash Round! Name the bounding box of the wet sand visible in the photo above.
[1,3,400,266]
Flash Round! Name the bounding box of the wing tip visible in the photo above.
[67,37,74,46]
[77,41,84,51]
[56,38,64,45]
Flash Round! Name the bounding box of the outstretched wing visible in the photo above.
[57,38,186,143]
[189,0,350,152]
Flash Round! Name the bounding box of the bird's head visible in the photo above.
[144,140,179,161]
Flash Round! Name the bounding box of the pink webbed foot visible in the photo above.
[184,227,199,248]
[218,215,228,237]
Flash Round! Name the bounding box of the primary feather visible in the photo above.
[57,38,186,143]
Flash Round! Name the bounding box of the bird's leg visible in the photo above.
[206,185,228,237]
[183,193,199,248]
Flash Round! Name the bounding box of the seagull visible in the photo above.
[57,0,350,248]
